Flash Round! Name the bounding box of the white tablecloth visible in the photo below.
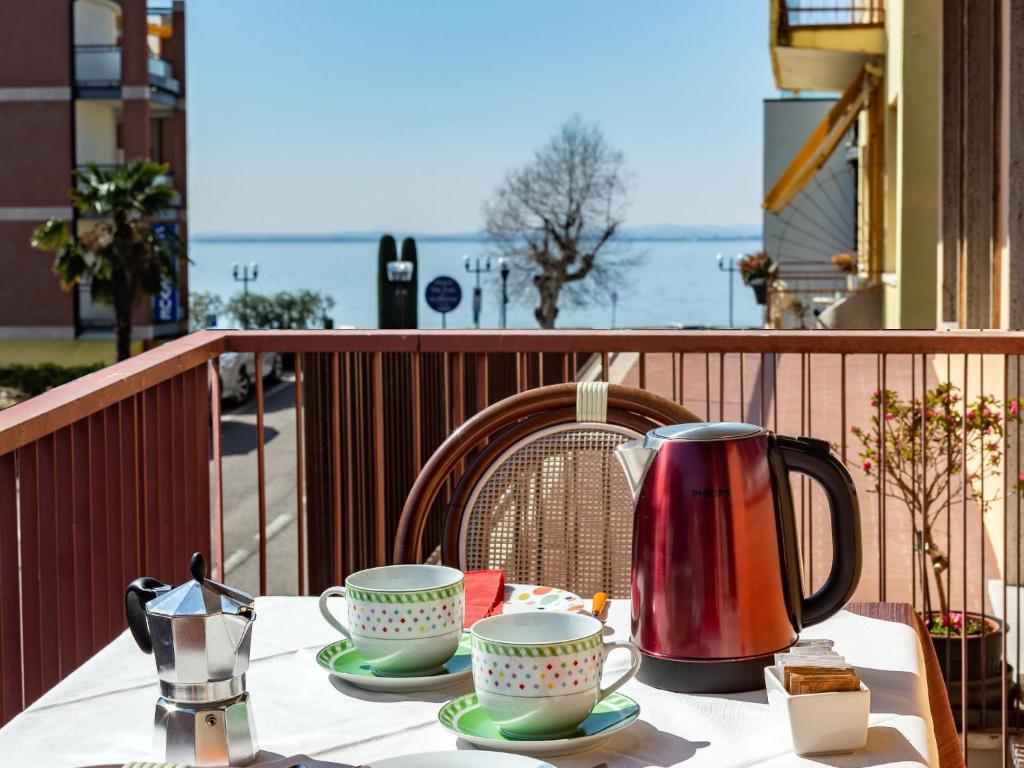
[0,597,939,767]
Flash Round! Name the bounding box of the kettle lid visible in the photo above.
[652,422,764,441]
[145,553,254,618]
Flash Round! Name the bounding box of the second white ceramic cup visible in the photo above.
[470,611,641,738]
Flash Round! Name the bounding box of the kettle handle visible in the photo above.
[778,436,862,627]
[125,577,169,654]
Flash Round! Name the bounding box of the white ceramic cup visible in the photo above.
[470,611,641,738]
[318,564,465,675]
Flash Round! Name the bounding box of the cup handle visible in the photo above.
[318,586,350,640]
[598,640,642,701]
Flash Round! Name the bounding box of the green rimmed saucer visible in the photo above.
[316,632,471,692]
[437,692,640,757]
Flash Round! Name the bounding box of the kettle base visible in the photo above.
[636,650,774,693]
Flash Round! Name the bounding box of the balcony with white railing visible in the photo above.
[146,55,180,94]
[74,47,180,95]
[74,45,122,89]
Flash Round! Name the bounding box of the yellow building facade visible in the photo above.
[767,0,942,329]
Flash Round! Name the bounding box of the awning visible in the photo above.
[763,67,880,213]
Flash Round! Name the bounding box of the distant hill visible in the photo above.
[191,225,761,244]
[620,224,761,241]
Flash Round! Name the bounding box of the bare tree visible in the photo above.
[484,117,634,328]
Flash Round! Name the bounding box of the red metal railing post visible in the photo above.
[294,353,306,595]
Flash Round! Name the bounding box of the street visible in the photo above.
[217,373,303,595]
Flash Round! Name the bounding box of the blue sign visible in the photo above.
[153,276,179,323]
[425,276,463,314]
[151,223,180,323]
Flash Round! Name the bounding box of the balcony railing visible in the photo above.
[147,56,180,94]
[74,45,121,87]
[74,46,180,94]
[0,329,1021,753]
[780,0,885,28]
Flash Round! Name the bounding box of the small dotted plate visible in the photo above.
[502,584,586,614]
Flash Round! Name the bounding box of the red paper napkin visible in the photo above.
[463,569,505,628]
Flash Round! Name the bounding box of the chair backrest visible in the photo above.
[394,383,699,598]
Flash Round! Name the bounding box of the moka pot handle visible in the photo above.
[125,577,170,654]
[778,436,862,627]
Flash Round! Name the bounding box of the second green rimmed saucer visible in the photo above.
[437,691,640,756]
[317,632,472,692]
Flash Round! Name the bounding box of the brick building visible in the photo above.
[0,0,187,365]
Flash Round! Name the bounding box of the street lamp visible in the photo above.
[463,254,495,329]
[715,253,740,329]
[498,258,510,329]
[386,259,415,329]
[232,261,258,296]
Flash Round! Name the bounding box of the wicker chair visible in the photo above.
[393,382,699,599]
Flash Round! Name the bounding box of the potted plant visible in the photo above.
[850,385,1021,719]
[738,251,776,305]
[831,251,860,291]
[926,611,1002,678]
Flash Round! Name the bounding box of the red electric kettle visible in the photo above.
[615,422,861,693]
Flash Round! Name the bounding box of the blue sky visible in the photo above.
[186,1,777,235]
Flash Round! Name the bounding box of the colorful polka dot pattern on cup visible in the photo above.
[472,644,603,697]
[348,590,465,639]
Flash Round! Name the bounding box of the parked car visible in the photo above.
[219,352,283,405]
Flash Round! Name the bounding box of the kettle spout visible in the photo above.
[614,439,657,503]
[227,606,256,656]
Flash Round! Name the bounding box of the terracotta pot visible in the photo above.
[927,612,1003,680]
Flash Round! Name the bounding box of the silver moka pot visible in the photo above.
[126,553,258,767]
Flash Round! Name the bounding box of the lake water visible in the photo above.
[189,238,763,329]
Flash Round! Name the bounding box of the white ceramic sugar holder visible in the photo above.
[764,665,870,756]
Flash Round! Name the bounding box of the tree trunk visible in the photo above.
[923,525,950,617]
[115,304,132,361]
[112,217,135,362]
[533,273,561,329]
[112,275,134,362]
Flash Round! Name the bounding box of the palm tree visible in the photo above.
[31,161,181,361]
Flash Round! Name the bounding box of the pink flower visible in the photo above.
[983,408,992,417]
[1013,401,1020,417]
[967,411,975,420]
[885,412,894,421]
[862,461,872,472]
[1018,472,1024,483]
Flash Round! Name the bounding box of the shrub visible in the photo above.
[226,290,335,329]
[0,362,106,399]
